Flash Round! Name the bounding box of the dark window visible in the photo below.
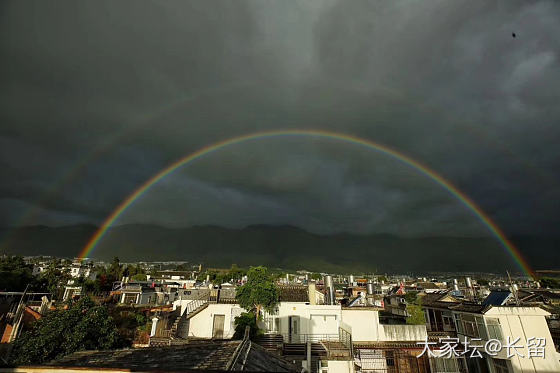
[385,350,395,366]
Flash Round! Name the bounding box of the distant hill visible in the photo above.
[1,224,558,274]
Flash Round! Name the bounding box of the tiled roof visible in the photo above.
[278,285,309,302]
[448,303,489,314]
[40,339,299,372]
[420,293,459,309]
[47,341,240,371]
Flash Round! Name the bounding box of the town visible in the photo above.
[2,1,559,372]
[1,255,559,372]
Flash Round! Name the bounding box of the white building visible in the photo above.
[422,292,560,373]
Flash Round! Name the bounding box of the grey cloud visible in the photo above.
[0,0,559,242]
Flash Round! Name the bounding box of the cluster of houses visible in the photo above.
[95,273,560,373]
[3,260,560,373]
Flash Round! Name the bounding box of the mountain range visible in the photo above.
[1,224,558,274]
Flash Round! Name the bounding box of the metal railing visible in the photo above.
[184,298,207,315]
[278,333,339,344]
[339,326,353,356]
[154,329,173,338]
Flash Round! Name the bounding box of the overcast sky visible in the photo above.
[1,1,559,238]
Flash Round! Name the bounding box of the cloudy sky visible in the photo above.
[1,1,559,239]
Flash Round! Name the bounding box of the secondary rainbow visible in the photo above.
[79,129,534,278]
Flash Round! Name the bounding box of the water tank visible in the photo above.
[465,277,473,288]
[453,278,458,286]
[325,275,334,289]
[453,284,459,292]
[348,275,354,284]
[367,282,374,295]
[325,275,336,305]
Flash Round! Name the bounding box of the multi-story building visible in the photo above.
[421,291,560,373]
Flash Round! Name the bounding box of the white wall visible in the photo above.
[484,307,560,373]
[187,303,244,339]
[173,299,195,315]
[341,309,379,342]
[327,360,354,373]
[274,302,342,336]
[379,325,427,342]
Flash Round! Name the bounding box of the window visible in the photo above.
[493,359,510,373]
[475,316,488,340]
[385,350,395,367]
[432,358,460,372]
[462,315,477,337]
[486,318,503,341]
[443,315,455,330]
[455,314,488,339]
[454,314,464,334]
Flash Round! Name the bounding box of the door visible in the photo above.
[212,314,225,339]
[288,316,300,343]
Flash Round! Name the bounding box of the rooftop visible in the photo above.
[23,339,300,372]
[278,285,309,303]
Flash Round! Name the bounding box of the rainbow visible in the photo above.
[79,129,534,278]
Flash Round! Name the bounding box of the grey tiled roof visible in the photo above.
[41,339,299,372]
[47,341,240,371]
[278,285,309,302]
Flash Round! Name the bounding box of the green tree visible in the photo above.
[236,266,278,319]
[406,297,425,325]
[404,291,418,305]
[126,264,145,278]
[310,272,322,281]
[131,273,147,281]
[108,257,123,280]
[10,296,119,364]
[228,264,245,282]
[233,312,260,340]
[0,255,35,291]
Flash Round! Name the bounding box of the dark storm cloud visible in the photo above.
[1,1,559,239]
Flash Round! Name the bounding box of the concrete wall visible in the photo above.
[379,324,427,342]
[173,299,195,315]
[187,303,244,339]
[341,309,379,342]
[484,307,560,373]
[327,360,355,373]
[275,302,341,336]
